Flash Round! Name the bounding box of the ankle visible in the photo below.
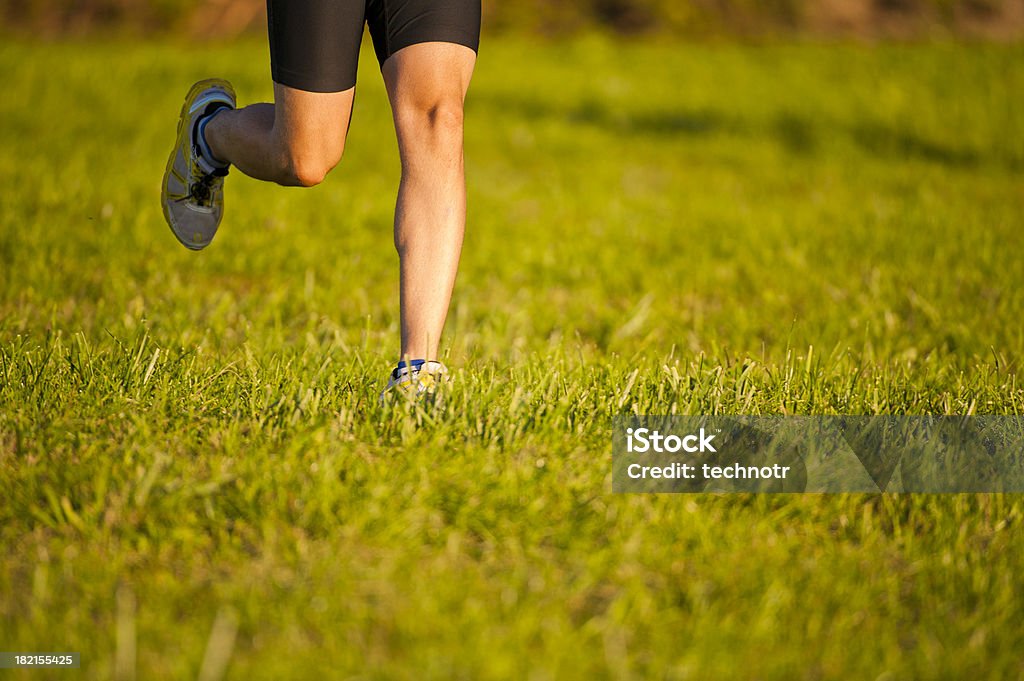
[196,106,231,170]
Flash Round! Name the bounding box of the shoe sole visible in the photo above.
[161,78,236,251]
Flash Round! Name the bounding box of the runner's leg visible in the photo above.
[202,0,365,187]
[203,85,354,187]
[383,43,477,361]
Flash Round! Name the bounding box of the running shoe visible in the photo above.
[161,79,236,250]
[381,359,450,403]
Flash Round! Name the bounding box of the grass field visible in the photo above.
[2,35,1024,679]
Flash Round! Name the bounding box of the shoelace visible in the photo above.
[188,161,229,206]
[188,173,217,207]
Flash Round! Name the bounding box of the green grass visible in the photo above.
[2,35,1024,679]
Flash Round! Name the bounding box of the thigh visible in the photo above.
[381,42,476,113]
[367,0,481,72]
[272,82,356,158]
[267,0,366,93]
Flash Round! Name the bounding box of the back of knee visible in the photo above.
[398,98,464,145]
[288,157,331,187]
[279,143,343,187]
[425,102,464,135]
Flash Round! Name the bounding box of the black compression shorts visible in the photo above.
[267,0,481,93]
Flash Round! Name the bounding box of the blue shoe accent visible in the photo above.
[195,105,231,171]
[393,359,427,380]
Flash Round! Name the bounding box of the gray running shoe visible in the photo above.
[161,79,236,250]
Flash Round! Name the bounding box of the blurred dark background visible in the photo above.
[2,0,1022,39]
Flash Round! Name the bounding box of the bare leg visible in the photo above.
[204,83,355,187]
[383,42,477,361]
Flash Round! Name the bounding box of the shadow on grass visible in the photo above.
[473,93,1022,171]
[850,121,994,169]
[474,92,730,137]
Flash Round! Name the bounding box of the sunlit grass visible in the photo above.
[1,36,1023,679]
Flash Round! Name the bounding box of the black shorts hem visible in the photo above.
[271,65,357,94]
[268,0,481,92]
